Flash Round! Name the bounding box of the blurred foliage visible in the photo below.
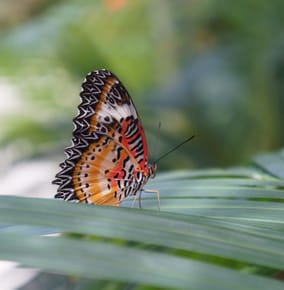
[0,0,284,169]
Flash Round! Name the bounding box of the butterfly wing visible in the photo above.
[53,69,150,205]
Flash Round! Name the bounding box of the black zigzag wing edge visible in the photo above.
[53,69,113,201]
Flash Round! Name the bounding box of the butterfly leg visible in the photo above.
[130,191,144,208]
[143,189,160,210]
[131,189,160,210]
[131,193,139,208]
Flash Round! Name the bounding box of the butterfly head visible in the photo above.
[148,163,157,179]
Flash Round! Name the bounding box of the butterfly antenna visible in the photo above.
[154,135,195,164]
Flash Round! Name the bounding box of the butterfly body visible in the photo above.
[53,69,156,206]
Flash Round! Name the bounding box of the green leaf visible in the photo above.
[254,149,284,179]
[0,194,284,270]
[1,151,284,289]
[1,231,283,290]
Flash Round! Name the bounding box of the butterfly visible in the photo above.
[53,69,158,207]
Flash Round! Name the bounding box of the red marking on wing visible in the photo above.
[120,118,148,171]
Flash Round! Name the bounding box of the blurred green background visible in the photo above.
[0,0,284,171]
